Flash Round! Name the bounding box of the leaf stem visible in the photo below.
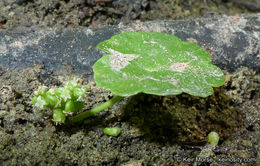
[68,95,124,123]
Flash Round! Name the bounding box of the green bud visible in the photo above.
[45,91,59,108]
[73,87,86,101]
[34,96,48,109]
[54,88,63,97]
[60,88,72,102]
[104,127,121,137]
[53,108,66,124]
[64,100,77,114]
[208,131,220,146]
[48,88,55,95]
[64,80,78,90]
[34,86,47,96]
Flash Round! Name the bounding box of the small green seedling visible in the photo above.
[208,131,220,146]
[104,127,121,136]
[32,32,225,124]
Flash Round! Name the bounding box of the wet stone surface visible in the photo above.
[0,14,259,74]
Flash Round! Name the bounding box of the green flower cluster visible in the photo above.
[32,80,87,124]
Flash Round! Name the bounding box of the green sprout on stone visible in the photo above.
[32,32,226,125]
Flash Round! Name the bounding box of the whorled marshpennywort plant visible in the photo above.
[32,32,225,125]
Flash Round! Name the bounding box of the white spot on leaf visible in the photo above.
[169,62,190,72]
[108,49,139,71]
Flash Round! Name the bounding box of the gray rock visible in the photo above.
[0,14,259,74]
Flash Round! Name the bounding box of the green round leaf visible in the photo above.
[94,32,225,97]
